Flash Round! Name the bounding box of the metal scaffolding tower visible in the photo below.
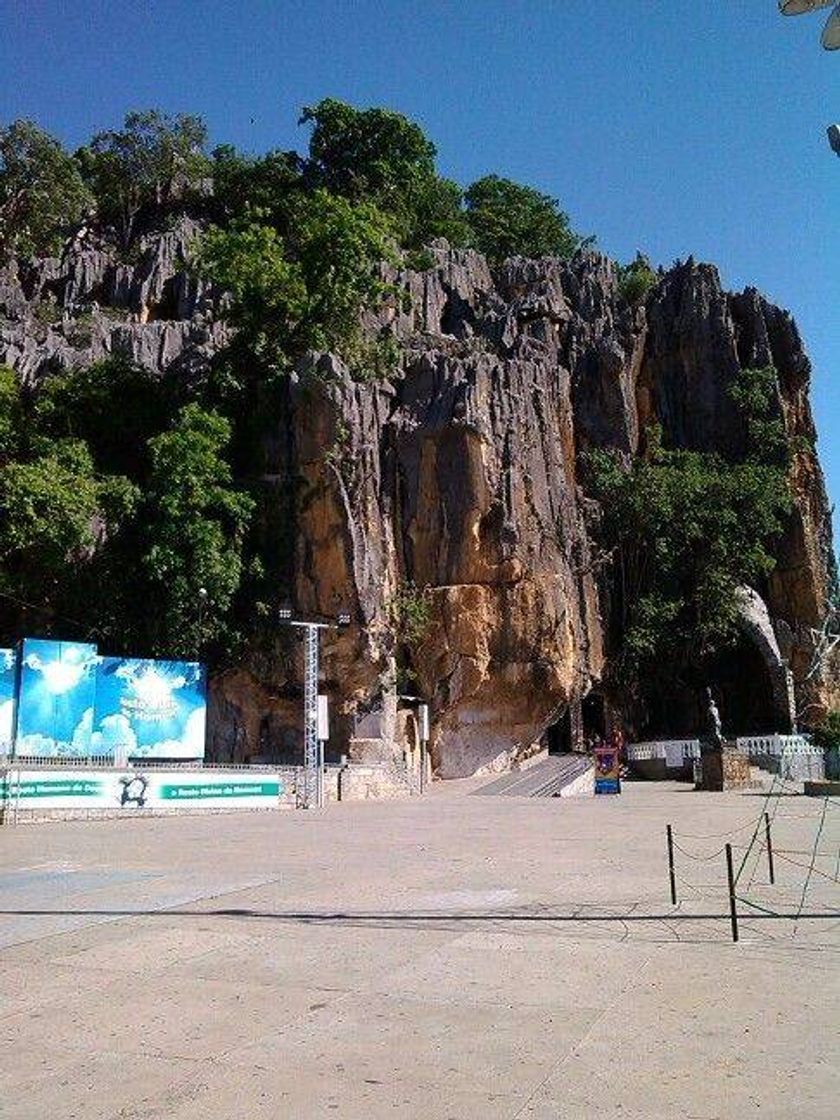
[280,608,350,810]
[301,622,320,810]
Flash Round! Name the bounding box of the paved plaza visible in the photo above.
[0,778,838,1119]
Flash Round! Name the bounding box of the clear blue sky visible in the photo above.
[2,0,838,528]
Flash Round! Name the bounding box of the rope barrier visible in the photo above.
[773,850,840,886]
[675,814,764,841]
[672,840,729,862]
[795,797,830,921]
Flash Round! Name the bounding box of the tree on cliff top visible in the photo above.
[464,174,587,264]
[0,121,92,259]
[78,110,208,248]
[208,145,304,231]
[300,97,470,249]
[197,189,396,371]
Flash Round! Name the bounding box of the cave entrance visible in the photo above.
[582,692,606,743]
[546,710,571,755]
[546,692,607,754]
[640,636,781,740]
[707,637,779,737]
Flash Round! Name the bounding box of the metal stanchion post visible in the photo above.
[725,843,739,943]
[764,812,775,885]
[666,824,677,905]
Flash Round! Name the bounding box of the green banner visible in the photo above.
[158,781,281,801]
[3,778,104,799]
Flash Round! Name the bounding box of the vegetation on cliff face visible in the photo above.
[586,367,792,694]
[0,98,595,662]
[0,121,92,259]
[77,110,209,250]
[0,361,252,660]
[0,99,809,710]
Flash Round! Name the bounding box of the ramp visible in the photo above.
[473,754,592,798]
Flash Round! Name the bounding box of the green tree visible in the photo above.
[0,366,24,459]
[140,404,254,657]
[617,253,658,304]
[812,710,840,752]
[587,392,792,688]
[209,144,304,230]
[196,221,307,373]
[0,120,92,259]
[302,97,437,201]
[729,365,789,467]
[464,174,586,264]
[33,357,173,478]
[79,110,208,247]
[197,189,396,370]
[0,439,137,626]
[300,98,470,249]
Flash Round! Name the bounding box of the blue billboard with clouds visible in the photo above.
[15,639,98,757]
[0,648,17,754]
[93,658,207,761]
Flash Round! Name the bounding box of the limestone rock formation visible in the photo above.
[1,229,835,775]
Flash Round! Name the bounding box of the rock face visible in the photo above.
[1,232,836,776]
[0,217,228,383]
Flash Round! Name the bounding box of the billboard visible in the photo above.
[93,658,207,761]
[1,769,281,810]
[0,648,16,755]
[15,639,97,758]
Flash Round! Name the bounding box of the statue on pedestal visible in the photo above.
[704,687,724,752]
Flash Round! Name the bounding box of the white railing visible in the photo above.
[735,733,824,782]
[626,740,700,768]
[627,733,826,782]
[735,733,812,757]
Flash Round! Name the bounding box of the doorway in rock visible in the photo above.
[546,709,572,754]
[582,693,606,743]
[546,692,607,754]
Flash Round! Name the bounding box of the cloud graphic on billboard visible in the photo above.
[131,707,207,759]
[16,733,61,756]
[91,713,138,757]
[71,708,93,754]
[0,698,15,749]
[24,646,97,695]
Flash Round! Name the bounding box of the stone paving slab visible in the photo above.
[0,781,837,1119]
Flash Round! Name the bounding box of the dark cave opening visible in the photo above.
[640,637,779,741]
[546,691,607,753]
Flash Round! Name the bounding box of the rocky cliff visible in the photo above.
[1,223,835,775]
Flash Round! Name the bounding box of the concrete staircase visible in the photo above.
[473,753,592,798]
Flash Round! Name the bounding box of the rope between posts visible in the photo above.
[737,895,840,920]
[672,839,746,862]
[774,848,839,858]
[676,814,764,841]
[796,797,830,920]
[735,764,787,886]
[773,851,840,886]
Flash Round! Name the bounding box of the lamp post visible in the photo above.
[278,606,350,809]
